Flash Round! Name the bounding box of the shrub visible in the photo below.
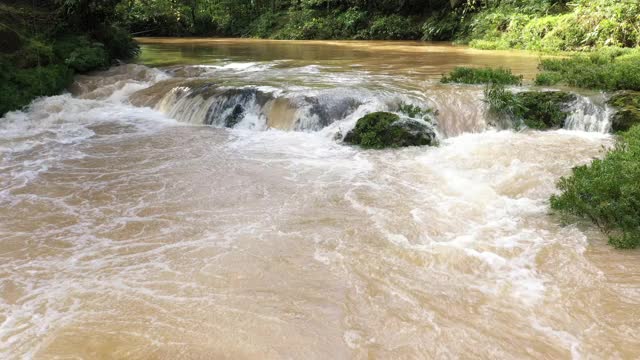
[93,25,140,60]
[365,15,419,40]
[0,61,73,115]
[551,125,640,249]
[441,67,523,85]
[14,38,54,68]
[421,11,460,41]
[53,35,114,72]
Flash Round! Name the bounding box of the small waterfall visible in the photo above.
[564,93,613,133]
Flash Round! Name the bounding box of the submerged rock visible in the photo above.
[608,91,640,132]
[514,91,576,129]
[344,112,437,149]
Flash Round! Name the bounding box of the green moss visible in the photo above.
[441,67,523,85]
[608,91,640,132]
[343,112,436,149]
[551,125,640,249]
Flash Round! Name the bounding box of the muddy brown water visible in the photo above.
[1,39,638,359]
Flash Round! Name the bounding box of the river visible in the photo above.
[1,38,639,359]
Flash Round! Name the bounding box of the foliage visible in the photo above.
[551,125,640,249]
[397,103,436,120]
[463,0,640,51]
[343,112,436,149]
[608,92,640,133]
[93,25,140,60]
[536,49,640,90]
[54,36,108,72]
[0,59,73,115]
[441,67,523,85]
[365,14,420,40]
[0,0,138,116]
[484,84,526,125]
[515,91,576,129]
[484,84,575,130]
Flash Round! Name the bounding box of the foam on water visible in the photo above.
[1,55,638,358]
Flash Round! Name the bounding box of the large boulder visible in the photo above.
[514,91,577,129]
[608,91,640,132]
[344,112,437,149]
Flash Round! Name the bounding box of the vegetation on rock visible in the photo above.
[551,125,640,249]
[608,92,640,133]
[484,84,575,130]
[344,112,437,149]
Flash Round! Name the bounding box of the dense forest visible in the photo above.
[119,0,639,51]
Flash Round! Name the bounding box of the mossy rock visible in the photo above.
[514,91,576,129]
[607,91,640,132]
[344,112,437,149]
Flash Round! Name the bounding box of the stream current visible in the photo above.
[1,38,639,359]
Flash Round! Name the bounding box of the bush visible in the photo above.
[93,25,140,60]
[0,60,73,115]
[421,11,462,41]
[14,38,54,68]
[551,125,640,249]
[365,14,419,40]
[442,67,523,85]
[54,35,109,72]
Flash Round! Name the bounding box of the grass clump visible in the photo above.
[397,103,437,121]
[551,125,640,249]
[516,91,576,129]
[535,49,640,91]
[441,67,523,85]
[343,112,436,149]
[484,84,576,130]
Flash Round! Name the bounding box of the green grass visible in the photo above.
[484,84,576,130]
[535,49,640,91]
[441,67,523,85]
[551,125,640,249]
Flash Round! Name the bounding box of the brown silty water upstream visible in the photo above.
[1,38,638,359]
